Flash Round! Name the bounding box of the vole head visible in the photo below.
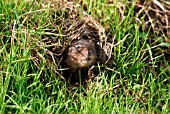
[65,39,97,70]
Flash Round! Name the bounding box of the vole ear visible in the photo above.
[71,38,80,44]
[81,34,89,39]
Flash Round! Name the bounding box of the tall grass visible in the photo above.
[0,0,169,113]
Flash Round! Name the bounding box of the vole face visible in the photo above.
[65,39,97,70]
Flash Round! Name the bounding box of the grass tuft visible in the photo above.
[0,0,170,113]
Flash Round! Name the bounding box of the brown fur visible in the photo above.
[65,39,97,71]
[62,38,98,82]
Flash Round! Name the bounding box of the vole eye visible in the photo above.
[75,45,80,49]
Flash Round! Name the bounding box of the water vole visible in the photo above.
[65,38,97,71]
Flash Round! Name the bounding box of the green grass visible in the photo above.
[0,0,170,113]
